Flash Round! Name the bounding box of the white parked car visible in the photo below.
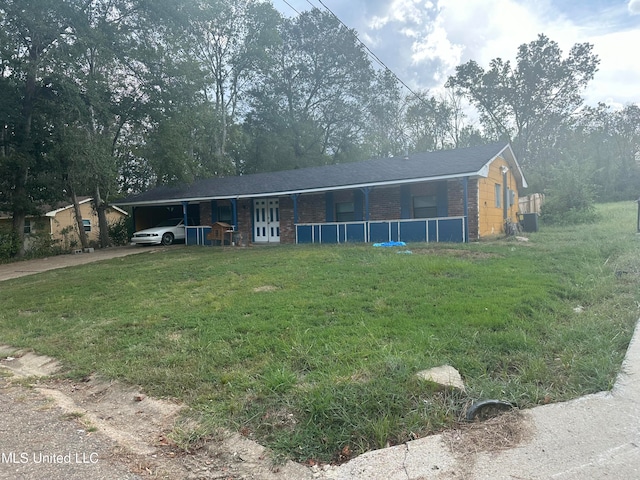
[130,218,194,246]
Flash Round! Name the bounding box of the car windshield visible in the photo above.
[155,218,183,227]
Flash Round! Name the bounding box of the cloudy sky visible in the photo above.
[272,0,640,108]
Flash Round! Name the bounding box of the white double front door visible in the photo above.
[254,198,280,243]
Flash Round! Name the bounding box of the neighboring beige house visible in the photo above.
[0,197,128,251]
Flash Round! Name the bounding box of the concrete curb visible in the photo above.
[318,319,640,480]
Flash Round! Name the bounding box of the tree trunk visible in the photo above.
[11,59,38,258]
[93,185,111,248]
[70,189,89,250]
[11,209,26,257]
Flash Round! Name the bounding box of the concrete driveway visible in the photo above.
[0,246,163,282]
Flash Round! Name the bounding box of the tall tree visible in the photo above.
[360,69,405,159]
[568,103,640,201]
[179,0,280,174]
[53,0,149,248]
[446,34,600,174]
[402,87,484,154]
[244,8,376,172]
[0,0,78,255]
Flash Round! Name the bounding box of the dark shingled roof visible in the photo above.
[116,142,525,206]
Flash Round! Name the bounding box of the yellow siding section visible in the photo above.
[49,202,126,247]
[477,157,520,238]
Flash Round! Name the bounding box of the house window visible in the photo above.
[336,202,355,222]
[217,205,232,223]
[413,195,437,218]
[24,219,32,234]
[82,219,91,232]
[495,184,502,208]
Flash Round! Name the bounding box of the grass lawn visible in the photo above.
[1,201,639,463]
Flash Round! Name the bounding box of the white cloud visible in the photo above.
[584,28,640,106]
[273,0,640,106]
[400,0,637,106]
[410,16,463,80]
[435,0,579,65]
[368,0,434,29]
[369,15,390,30]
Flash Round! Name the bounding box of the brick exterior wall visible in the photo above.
[446,179,479,241]
[369,187,401,220]
[279,197,295,243]
[297,194,326,223]
[199,201,212,225]
[447,180,464,217]
[468,179,479,241]
[236,199,253,245]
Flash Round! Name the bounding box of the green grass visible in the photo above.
[1,201,639,462]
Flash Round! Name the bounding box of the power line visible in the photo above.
[276,0,436,113]
[279,0,397,78]
[315,0,436,113]
[278,0,301,16]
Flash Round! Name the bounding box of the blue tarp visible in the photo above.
[373,241,407,247]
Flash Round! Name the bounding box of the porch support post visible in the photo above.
[181,201,190,245]
[230,198,238,229]
[462,177,469,243]
[181,201,189,226]
[360,187,371,221]
[291,194,299,224]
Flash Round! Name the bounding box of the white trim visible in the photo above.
[45,198,129,217]
[45,197,93,217]
[495,144,528,188]
[111,205,129,216]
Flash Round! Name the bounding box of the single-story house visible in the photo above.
[115,142,527,245]
[0,197,128,250]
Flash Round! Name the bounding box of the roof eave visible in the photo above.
[498,144,528,189]
[114,171,485,207]
[45,197,93,217]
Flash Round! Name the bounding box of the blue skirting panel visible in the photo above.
[320,224,339,243]
[296,217,465,244]
[369,222,392,243]
[399,221,427,243]
[437,218,465,242]
[186,226,213,246]
[297,225,313,244]
[345,223,366,242]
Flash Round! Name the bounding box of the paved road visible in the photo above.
[0,379,141,480]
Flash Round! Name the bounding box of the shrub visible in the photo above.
[108,218,131,246]
[23,232,61,258]
[0,227,19,261]
[541,158,598,225]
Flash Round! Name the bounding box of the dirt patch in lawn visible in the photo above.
[440,410,534,479]
[0,345,312,479]
[253,285,279,293]
[443,411,533,456]
[410,247,500,259]
[0,345,535,480]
